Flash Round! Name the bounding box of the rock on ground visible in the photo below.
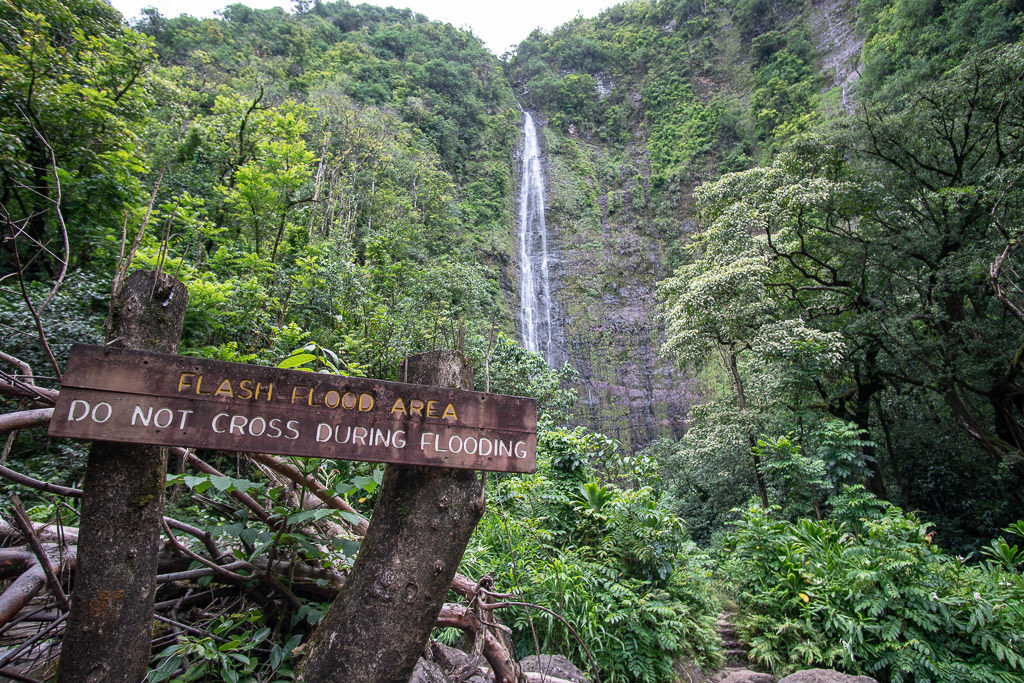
[410,658,451,683]
[675,656,708,682]
[428,641,475,672]
[779,670,877,683]
[714,671,777,683]
[520,654,589,682]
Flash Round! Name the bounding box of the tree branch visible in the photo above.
[7,494,69,612]
[245,452,369,534]
[0,408,53,434]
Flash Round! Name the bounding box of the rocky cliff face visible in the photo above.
[524,116,696,448]
[511,0,864,451]
[810,0,863,113]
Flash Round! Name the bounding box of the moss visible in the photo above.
[131,472,164,509]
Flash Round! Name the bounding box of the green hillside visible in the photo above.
[1,0,1024,680]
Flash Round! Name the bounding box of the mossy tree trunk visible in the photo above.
[58,270,188,682]
[298,350,486,683]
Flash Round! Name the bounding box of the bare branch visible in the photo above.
[0,375,58,405]
[0,463,81,499]
[480,600,599,683]
[0,351,33,384]
[437,603,522,683]
[156,561,250,584]
[112,169,163,306]
[33,121,68,316]
[161,518,254,584]
[8,494,69,611]
[6,225,61,381]
[0,666,45,683]
[180,450,274,525]
[0,408,53,435]
[0,612,67,669]
[164,516,227,563]
[246,452,369,534]
[991,243,1024,324]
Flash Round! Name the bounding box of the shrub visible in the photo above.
[717,487,1024,680]
[459,436,723,682]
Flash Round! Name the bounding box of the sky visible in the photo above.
[109,0,617,55]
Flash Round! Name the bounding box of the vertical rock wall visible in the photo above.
[810,0,863,113]
[515,116,696,450]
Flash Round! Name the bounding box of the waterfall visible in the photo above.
[518,112,554,363]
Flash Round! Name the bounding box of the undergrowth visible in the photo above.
[718,487,1024,681]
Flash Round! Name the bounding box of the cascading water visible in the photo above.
[517,112,554,364]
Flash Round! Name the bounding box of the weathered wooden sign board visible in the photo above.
[49,344,537,473]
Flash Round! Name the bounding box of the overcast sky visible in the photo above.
[110,0,617,55]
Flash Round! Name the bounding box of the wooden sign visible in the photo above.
[49,345,537,473]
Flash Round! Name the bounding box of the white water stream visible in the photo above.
[517,112,554,363]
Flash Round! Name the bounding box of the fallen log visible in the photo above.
[0,547,35,579]
[0,566,46,626]
[0,380,58,405]
[437,603,520,683]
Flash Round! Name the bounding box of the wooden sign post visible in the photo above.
[50,335,537,681]
[49,345,537,473]
[57,271,188,683]
[297,350,495,683]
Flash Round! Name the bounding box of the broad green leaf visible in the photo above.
[210,475,233,492]
[278,353,316,369]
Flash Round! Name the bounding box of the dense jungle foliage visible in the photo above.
[1,0,1024,681]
